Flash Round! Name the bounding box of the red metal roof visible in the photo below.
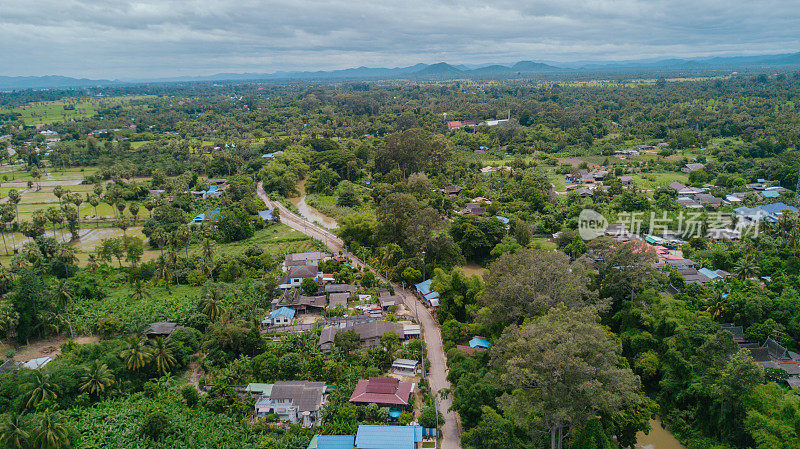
[349,377,413,406]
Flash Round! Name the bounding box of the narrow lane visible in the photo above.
[257,182,461,449]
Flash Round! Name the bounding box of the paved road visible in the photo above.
[258,182,461,449]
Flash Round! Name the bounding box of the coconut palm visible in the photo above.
[0,413,29,449]
[23,371,58,409]
[200,287,224,321]
[129,280,151,302]
[149,337,177,374]
[33,411,70,449]
[120,336,152,371]
[53,280,74,338]
[80,362,115,395]
[733,257,760,280]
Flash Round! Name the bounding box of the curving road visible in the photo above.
[258,182,461,449]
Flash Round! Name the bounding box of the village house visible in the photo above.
[457,202,485,216]
[441,185,463,195]
[254,381,328,426]
[263,307,296,326]
[378,289,403,310]
[275,289,328,313]
[283,252,331,271]
[317,320,405,351]
[414,279,440,307]
[308,425,425,449]
[327,292,349,310]
[190,210,221,224]
[619,175,634,186]
[681,163,705,173]
[349,377,415,408]
[277,265,324,289]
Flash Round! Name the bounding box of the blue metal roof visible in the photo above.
[698,268,721,281]
[762,190,779,198]
[757,178,766,183]
[308,435,355,449]
[414,279,440,305]
[469,337,491,349]
[270,306,296,319]
[355,425,422,449]
[496,216,509,224]
[258,210,274,220]
[760,202,797,216]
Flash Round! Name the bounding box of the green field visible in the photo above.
[0,95,156,125]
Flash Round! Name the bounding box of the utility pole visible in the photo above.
[421,250,426,280]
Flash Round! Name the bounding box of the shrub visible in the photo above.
[181,385,200,407]
[140,410,173,440]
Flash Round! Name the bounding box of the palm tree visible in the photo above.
[734,257,760,280]
[0,413,29,449]
[80,362,115,395]
[149,337,177,374]
[200,287,224,321]
[52,186,64,208]
[129,280,151,302]
[87,194,100,228]
[23,371,58,409]
[7,189,20,250]
[34,411,70,449]
[128,202,140,225]
[54,280,74,338]
[119,336,152,371]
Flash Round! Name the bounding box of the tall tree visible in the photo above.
[480,249,598,324]
[492,305,641,449]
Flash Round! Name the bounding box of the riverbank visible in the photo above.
[287,178,339,229]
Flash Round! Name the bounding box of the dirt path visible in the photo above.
[4,335,100,362]
[258,182,462,448]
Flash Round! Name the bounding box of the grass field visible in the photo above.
[0,95,156,125]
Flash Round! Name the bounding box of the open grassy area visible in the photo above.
[632,171,690,192]
[0,95,156,125]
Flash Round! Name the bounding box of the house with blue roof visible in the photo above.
[355,425,424,449]
[759,202,798,221]
[697,268,722,282]
[496,216,510,225]
[262,151,284,160]
[190,210,221,224]
[264,307,296,326]
[469,337,491,349]
[762,190,780,199]
[258,210,275,221]
[307,435,355,449]
[414,279,440,307]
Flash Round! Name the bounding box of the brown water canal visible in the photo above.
[635,419,685,449]
[287,178,339,229]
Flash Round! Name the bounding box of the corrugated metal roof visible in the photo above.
[355,425,422,449]
[308,434,355,449]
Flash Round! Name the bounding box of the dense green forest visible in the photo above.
[0,73,799,449]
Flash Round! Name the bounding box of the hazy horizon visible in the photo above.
[2,0,800,79]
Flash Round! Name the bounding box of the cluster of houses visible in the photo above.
[247,376,417,429]
[721,324,800,389]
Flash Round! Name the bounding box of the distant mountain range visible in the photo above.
[2,52,800,90]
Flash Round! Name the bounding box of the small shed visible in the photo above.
[144,322,179,338]
[392,358,419,376]
[257,210,275,221]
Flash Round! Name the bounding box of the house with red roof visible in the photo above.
[349,377,414,408]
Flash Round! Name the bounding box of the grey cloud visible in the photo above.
[0,0,798,78]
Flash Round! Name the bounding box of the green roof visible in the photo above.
[245,383,273,395]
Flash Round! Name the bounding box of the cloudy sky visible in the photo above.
[2,0,799,79]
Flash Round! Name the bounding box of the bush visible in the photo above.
[187,269,207,286]
[181,385,200,407]
[419,405,444,429]
[170,326,202,353]
[140,410,173,440]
